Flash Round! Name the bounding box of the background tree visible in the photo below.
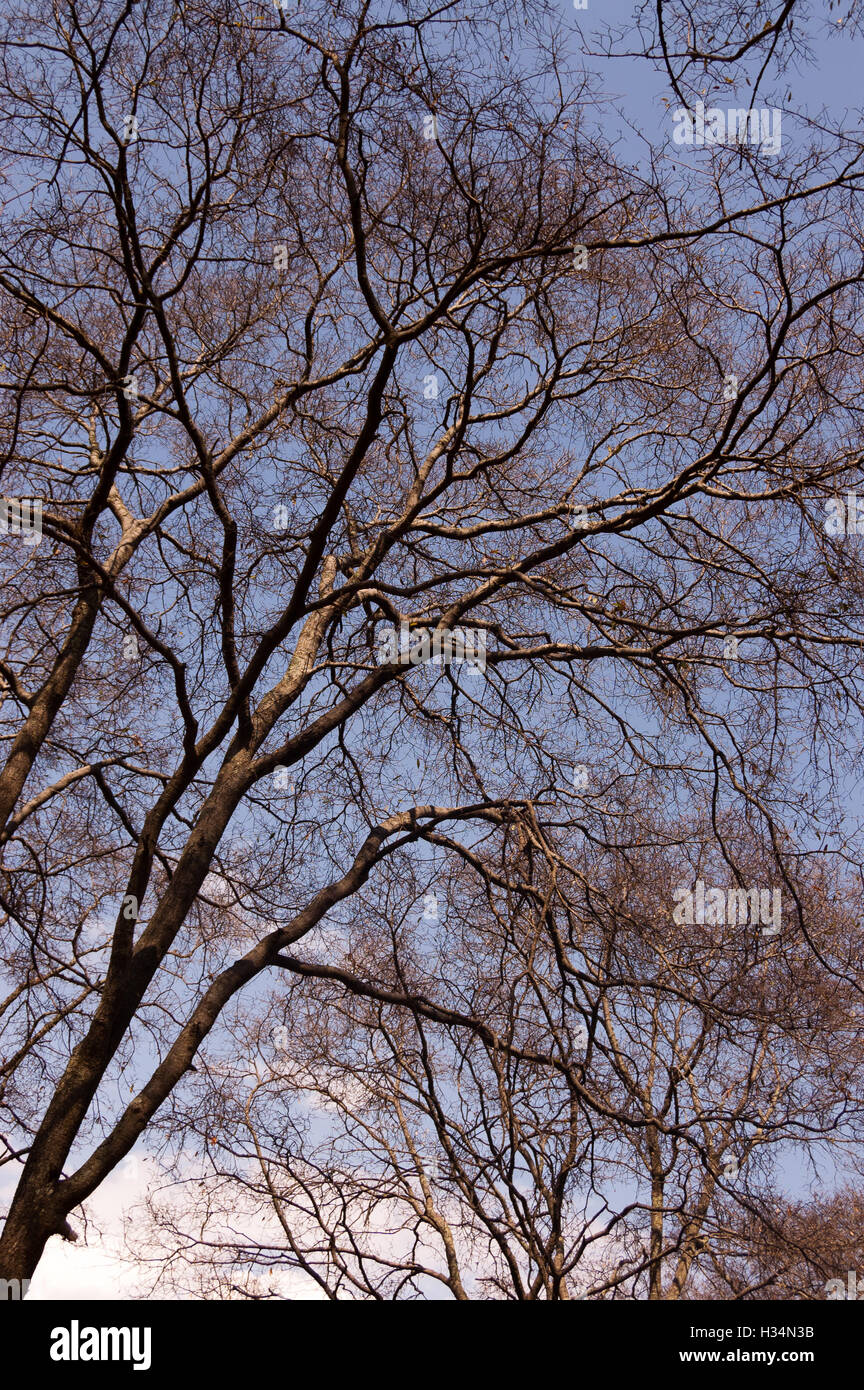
[122,818,864,1298]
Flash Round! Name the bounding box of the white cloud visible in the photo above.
[26,1234,144,1301]
[18,1153,161,1301]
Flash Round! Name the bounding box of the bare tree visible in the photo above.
[123,815,864,1298]
[1,0,864,1295]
